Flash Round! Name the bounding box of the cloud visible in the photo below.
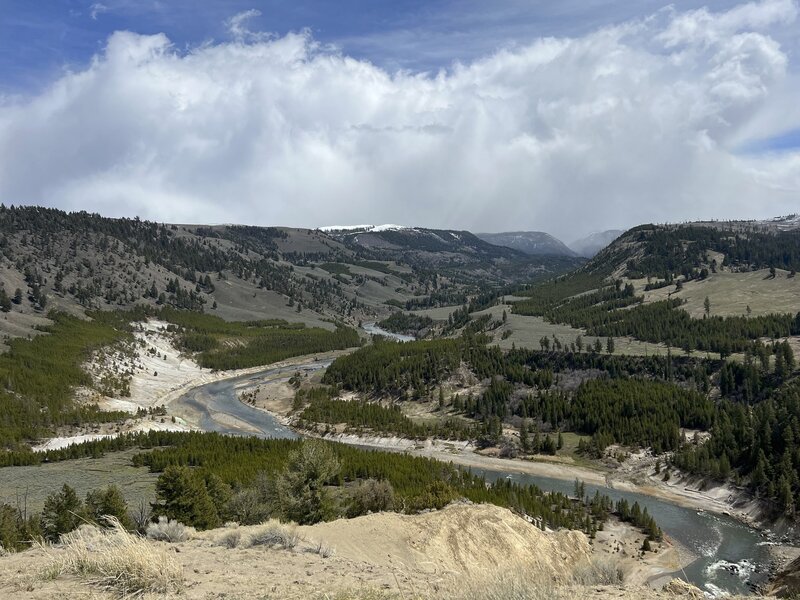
[0,0,798,239]
[225,9,272,43]
[90,3,109,20]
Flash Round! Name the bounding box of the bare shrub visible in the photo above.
[310,539,335,558]
[40,516,183,596]
[145,515,195,543]
[247,520,300,549]
[217,528,242,549]
[131,497,152,533]
[347,478,395,517]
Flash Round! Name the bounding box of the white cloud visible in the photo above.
[90,3,109,21]
[225,9,273,43]
[0,0,799,239]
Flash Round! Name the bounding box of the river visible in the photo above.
[172,365,775,597]
[360,322,416,342]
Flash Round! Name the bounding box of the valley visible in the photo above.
[1,211,800,598]
[6,4,800,598]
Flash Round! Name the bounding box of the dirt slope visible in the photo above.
[0,502,741,600]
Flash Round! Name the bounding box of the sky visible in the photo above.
[0,0,799,240]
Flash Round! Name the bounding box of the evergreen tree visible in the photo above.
[273,441,341,525]
[0,289,10,312]
[519,419,530,453]
[152,465,220,530]
[85,485,133,530]
[41,484,84,541]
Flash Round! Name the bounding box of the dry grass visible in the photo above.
[569,556,624,586]
[247,520,301,549]
[312,591,412,600]
[39,517,183,597]
[452,555,624,600]
[309,539,336,558]
[639,268,800,318]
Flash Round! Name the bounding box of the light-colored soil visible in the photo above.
[305,427,775,528]
[0,502,725,600]
[36,319,349,451]
[594,519,691,588]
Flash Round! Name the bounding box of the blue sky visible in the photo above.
[2,0,765,93]
[0,0,798,235]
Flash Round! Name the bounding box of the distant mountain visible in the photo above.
[324,226,584,285]
[475,231,577,257]
[569,230,625,257]
[0,207,585,342]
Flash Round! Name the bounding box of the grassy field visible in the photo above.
[0,449,156,515]
[474,305,689,357]
[636,268,800,319]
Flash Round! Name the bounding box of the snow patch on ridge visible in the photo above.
[319,224,407,232]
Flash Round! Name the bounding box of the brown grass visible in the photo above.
[452,555,624,600]
[40,517,183,597]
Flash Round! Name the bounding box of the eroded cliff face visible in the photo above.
[0,502,736,600]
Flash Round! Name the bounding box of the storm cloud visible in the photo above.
[0,0,798,238]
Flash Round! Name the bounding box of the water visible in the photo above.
[173,368,775,597]
[478,469,773,596]
[171,361,330,439]
[361,322,415,342]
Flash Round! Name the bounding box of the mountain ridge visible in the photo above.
[475,231,577,257]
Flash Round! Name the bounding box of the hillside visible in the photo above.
[0,502,719,600]
[511,219,800,358]
[0,207,580,343]
[475,231,577,257]
[323,225,583,285]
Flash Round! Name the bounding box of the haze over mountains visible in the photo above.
[335,226,624,259]
[569,230,626,258]
[477,229,624,258]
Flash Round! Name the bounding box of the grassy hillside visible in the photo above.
[508,222,800,356]
[0,206,580,346]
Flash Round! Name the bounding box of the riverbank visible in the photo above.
[35,318,353,451]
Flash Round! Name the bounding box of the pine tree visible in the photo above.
[41,484,84,541]
[274,441,341,525]
[85,485,133,530]
[0,289,10,312]
[152,465,220,530]
[519,419,530,453]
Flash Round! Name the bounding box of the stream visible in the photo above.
[172,364,778,597]
[360,322,416,342]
